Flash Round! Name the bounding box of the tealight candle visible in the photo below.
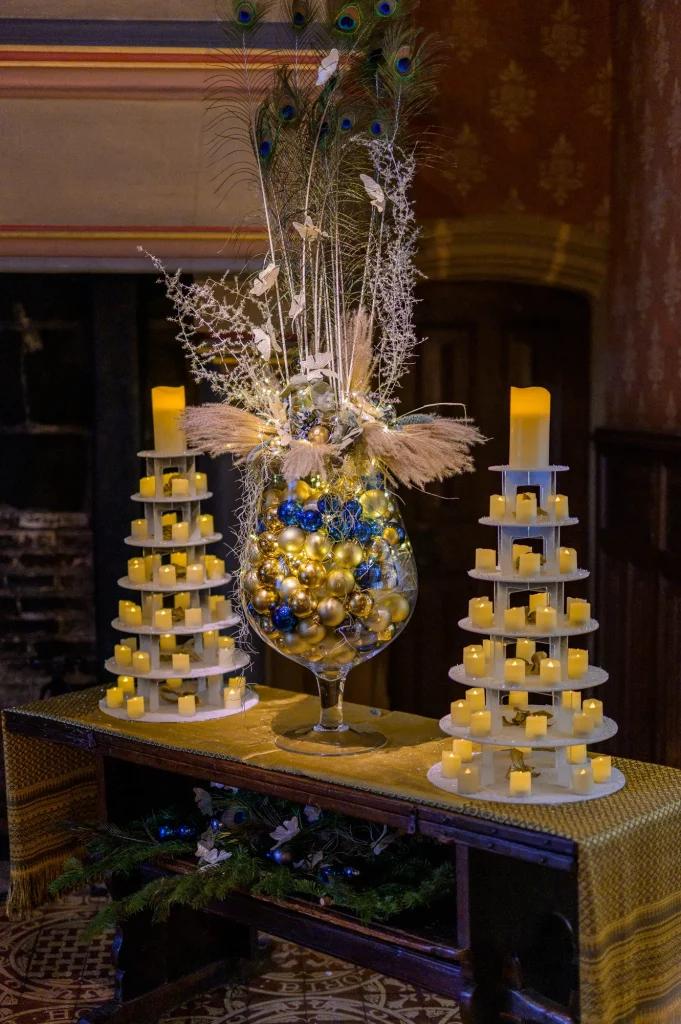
[568,648,589,679]
[453,738,474,762]
[470,598,494,628]
[547,493,569,520]
[126,696,145,719]
[229,674,246,692]
[159,633,177,652]
[223,685,242,709]
[441,750,463,779]
[158,565,177,587]
[567,744,587,764]
[508,690,529,709]
[178,694,196,717]
[572,764,594,795]
[562,690,581,711]
[489,494,508,520]
[504,606,526,631]
[457,764,481,795]
[114,644,133,668]
[172,652,191,673]
[475,548,497,572]
[106,687,124,709]
[470,710,492,737]
[174,592,191,610]
[539,658,561,684]
[142,593,162,618]
[146,553,162,579]
[582,698,603,726]
[464,650,486,678]
[515,638,536,661]
[132,651,150,674]
[535,606,557,631]
[203,629,217,648]
[195,472,207,494]
[131,519,148,540]
[559,547,578,574]
[171,522,190,543]
[121,636,137,652]
[219,637,236,667]
[573,712,595,737]
[592,755,612,783]
[568,599,590,625]
[482,638,503,660]
[512,543,532,560]
[504,658,526,684]
[170,551,187,570]
[118,599,134,619]
[198,514,214,537]
[509,770,532,797]
[139,475,156,498]
[465,687,486,711]
[518,552,541,576]
[509,386,551,468]
[154,608,173,630]
[186,563,205,585]
[528,592,548,614]
[171,476,189,498]
[206,557,225,581]
[185,607,203,628]
[165,677,183,690]
[525,714,547,739]
[211,596,229,621]
[162,512,178,528]
[515,492,537,523]
[451,700,472,727]
[464,643,484,657]
[126,604,142,626]
[128,558,147,585]
[151,385,186,453]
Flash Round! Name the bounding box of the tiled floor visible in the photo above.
[0,893,462,1023]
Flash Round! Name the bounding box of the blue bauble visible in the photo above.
[256,517,267,534]
[233,809,247,825]
[385,520,406,543]
[353,520,374,546]
[354,561,382,590]
[327,510,354,541]
[317,493,342,514]
[247,602,256,617]
[344,499,362,519]
[158,824,173,839]
[210,818,221,831]
[272,603,297,632]
[178,825,196,837]
[278,499,304,526]
[273,848,293,864]
[300,508,324,532]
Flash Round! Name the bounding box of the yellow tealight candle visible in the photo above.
[203,629,217,648]
[162,512,178,528]
[561,690,581,711]
[158,565,176,587]
[465,687,486,711]
[517,552,541,577]
[184,607,203,628]
[504,606,526,631]
[441,750,463,779]
[154,608,173,630]
[131,518,148,540]
[127,604,142,626]
[573,712,595,737]
[178,693,196,717]
[582,698,603,726]
[159,632,177,652]
[128,558,147,585]
[504,658,526,684]
[211,597,229,622]
[535,606,557,631]
[114,644,133,668]
[539,657,561,684]
[171,476,190,498]
[525,714,547,739]
[457,764,481,795]
[475,548,497,572]
[547,493,569,520]
[568,599,590,626]
[195,472,207,494]
[528,592,548,614]
[509,386,551,468]
[559,547,578,574]
[512,543,532,560]
[174,591,191,610]
[592,755,612,783]
[206,557,225,581]
[139,475,156,498]
[470,598,494,628]
[117,675,135,695]
[470,710,492,737]
[568,648,589,679]
[106,687,124,709]
[515,492,537,524]
[508,690,529,709]
[172,652,191,673]
[223,684,242,707]
[567,744,587,764]
[126,696,145,719]
[119,599,134,619]
[509,770,532,797]
[453,738,474,762]
[451,699,472,727]
[186,562,205,585]
[145,553,162,579]
[132,651,150,674]
[219,635,235,651]
[151,385,186,453]
[229,673,246,692]
[464,643,484,657]
[489,494,508,521]
[515,638,536,662]
[170,550,187,570]
[121,636,137,652]
[171,522,190,543]
[572,764,594,795]
[464,650,486,678]
[198,514,214,537]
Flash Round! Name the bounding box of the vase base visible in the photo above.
[275,723,387,756]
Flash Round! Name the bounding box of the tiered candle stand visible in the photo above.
[429,463,625,804]
[100,448,254,723]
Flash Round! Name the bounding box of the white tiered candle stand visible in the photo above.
[429,463,624,804]
[99,448,255,722]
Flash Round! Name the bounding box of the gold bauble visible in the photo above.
[366,607,392,632]
[298,619,326,643]
[360,489,389,518]
[263,506,282,529]
[333,644,357,665]
[246,541,262,566]
[381,592,410,623]
[377,625,395,642]
[308,424,330,445]
[278,576,300,601]
[295,480,313,502]
[289,588,316,617]
[263,488,282,508]
[242,569,260,594]
[282,632,309,654]
[316,635,342,658]
[327,568,355,597]
[304,531,334,560]
[253,587,278,612]
[333,541,364,568]
[298,560,327,588]
[383,526,400,546]
[317,597,346,627]
[278,526,306,554]
[287,555,304,574]
[369,538,391,562]
[258,530,280,555]
[257,557,283,584]
[346,591,374,618]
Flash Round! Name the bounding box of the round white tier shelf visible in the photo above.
[99,686,259,724]
[125,533,222,549]
[439,710,617,748]
[112,613,240,635]
[427,753,625,805]
[117,575,230,593]
[488,464,569,473]
[131,492,212,504]
[138,449,203,459]
[459,616,598,638]
[105,650,250,681]
[478,516,578,528]
[448,664,609,692]
[468,568,588,583]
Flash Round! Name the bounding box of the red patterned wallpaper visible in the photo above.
[414,0,612,229]
[606,1,681,431]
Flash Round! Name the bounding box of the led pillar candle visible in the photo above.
[509,770,532,797]
[117,675,135,695]
[508,690,529,709]
[132,651,150,674]
[475,548,497,572]
[121,636,137,652]
[151,385,186,453]
[546,493,569,520]
[171,522,190,543]
[559,547,578,574]
[572,764,594,795]
[504,658,526,684]
[453,738,474,762]
[127,605,142,626]
[592,755,612,783]
[441,750,463,779]
[470,598,494,628]
[515,492,537,524]
[464,643,484,657]
[535,606,557,631]
[489,495,508,520]
[562,690,581,711]
[172,652,191,673]
[178,694,196,717]
[539,658,561,684]
[465,687,486,711]
[568,648,589,679]
[106,687,124,709]
[159,633,176,652]
[131,519,148,540]
[185,607,203,627]
[170,551,187,572]
[230,675,246,693]
[158,565,176,587]
[211,596,229,621]
[451,699,472,727]
[198,513,214,537]
[154,608,173,630]
[114,644,133,668]
[162,512,178,528]
[504,606,526,630]
[139,475,156,498]
[568,599,591,625]
[186,563,205,585]
[223,685,242,709]
[525,714,547,739]
[518,552,541,576]
[171,476,189,498]
[128,558,147,584]
[516,638,536,661]
[457,764,481,795]
[464,650,486,678]
[583,698,603,726]
[512,543,532,560]
[206,557,225,580]
[195,472,207,493]
[529,593,548,614]
[509,386,551,468]
[567,744,587,764]
[126,696,145,719]
[573,712,595,737]
[470,710,492,737]
[146,553,162,579]
[203,629,217,648]
[174,592,191,610]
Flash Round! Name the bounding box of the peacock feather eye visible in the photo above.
[259,138,273,158]
[336,5,361,32]
[280,101,296,121]
[235,2,256,24]
[340,115,354,131]
[375,0,396,15]
[370,119,386,136]
[394,46,413,75]
[291,1,310,27]
[318,121,330,139]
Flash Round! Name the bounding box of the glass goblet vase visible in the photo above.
[242,471,417,755]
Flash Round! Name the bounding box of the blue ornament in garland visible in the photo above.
[353,520,374,545]
[256,517,267,534]
[278,499,304,526]
[344,499,362,519]
[354,561,382,589]
[272,603,297,632]
[317,493,342,514]
[327,509,354,540]
[299,508,324,532]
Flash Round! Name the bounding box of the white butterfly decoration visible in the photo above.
[270,816,300,850]
[195,843,231,871]
[248,262,280,297]
[292,215,328,241]
[253,326,281,360]
[359,173,386,213]
[290,351,337,384]
[288,291,305,321]
[317,48,339,86]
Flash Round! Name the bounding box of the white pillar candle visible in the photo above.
[539,658,561,684]
[126,695,145,719]
[184,607,203,627]
[177,694,196,717]
[515,492,537,524]
[567,744,587,764]
[106,686,124,709]
[114,644,133,668]
[198,514,214,537]
[562,690,581,711]
[464,650,486,678]
[508,690,529,709]
[457,764,481,795]
[195,472,208,493]
[517,552,541,576]
[475,548,497,572]
[159,632,177,652]
[568,648,589,679]
[207,557,226,581]
[573,712,595,737]
[509,386,551,468]
[504,658,526,684]
[139,476,156,498]
[470,598,494,628]
[582,698,603,726]
[592,755,612,783]
[559,547,578,574]
[158,565,176,587]
[453,738,474,762]
[535,606,557,631]
[509,770,532,797]
[172,652,191,673]
[515,638,536,661]
[223,686,242,710]
[528,592,548,614]
[489,494,508,520]
[132,651,150,674]
[186,563,205,585]
[568,599,591,625]
[504,606,526,630]
[171,476,190,498]
[470,710,492,737]
[451,700,472,727]
[117,675,135,695]
[131,519,148,540]
[572,764,594,795]
[465,687,486,711]
[151,385,186,453]
[171,521,190,543]
[128,558,147,585]
[546,493,569,520]
[525,714,547,739]
[441,750,463,779]
[154,608,173,630]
